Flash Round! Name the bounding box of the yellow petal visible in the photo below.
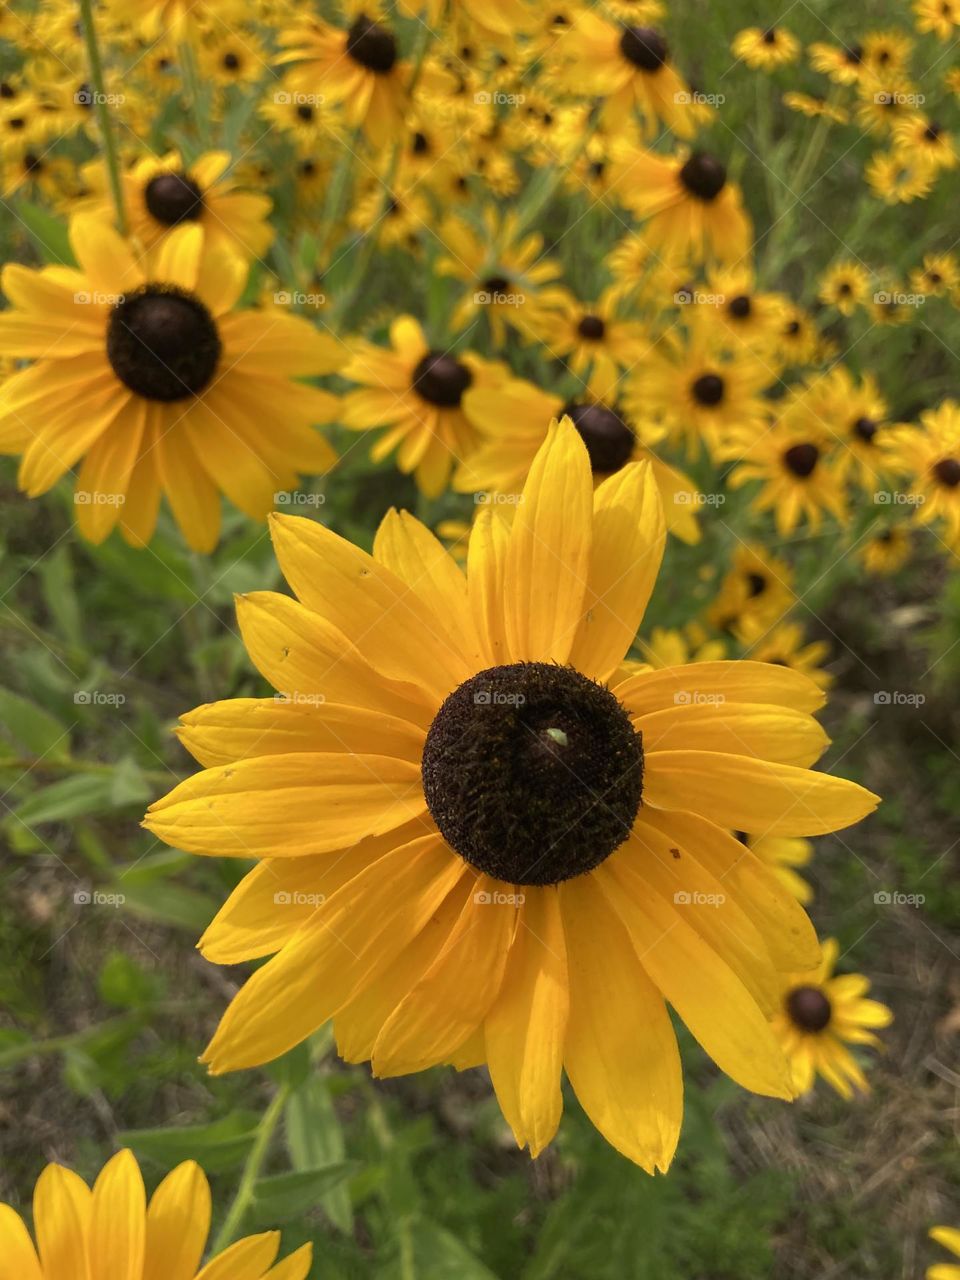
[74,396,146,543]
[371,875,516,1076]
[88,1150,145,1280]
[502,417,593,663]
[150,224,203,291]
[33,1164,92,1280]
[568,459,665,682]
[261,1243,314,1280]
[467,503,511,666]
[201,834,464,1072]
[614,660,827,718]
[177,697,424,768]
[195,1232,280,1280]
[485,886,568,1157]
[0,1204,42,1280]
[643,750,879,836]
[635,702,829,767]
[598,858,793,1099]
[69,214,144,298]
[144,752,426,857]
[156,418,221,553]
[143,1160,211,1280]
[559,873,682,1172]
[269,513,469,702]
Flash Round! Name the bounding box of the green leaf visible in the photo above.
[16,202,75,265]
[0,689,70,760]
[98,951,161,1009]
[403,1220,500,1280]
[286,1075,354,1233]
[36,546,83,649]
[13,773,115,826]
[119,880,218,931]
[120,1114,261,1173]
[248,1164,358,1227]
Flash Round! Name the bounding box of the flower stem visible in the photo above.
[211,1082,290,1253]
[78,0,126,233]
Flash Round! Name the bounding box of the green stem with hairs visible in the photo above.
[211,1083,291,1253]
[78,0,126,232]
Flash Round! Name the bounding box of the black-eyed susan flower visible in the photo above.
[862,29,914,76]
[706,265,789,353]
[860,523,912,575]
[929,1226,960,1279]
[856,75,921,135]
[0,217,343,551]
[892,114,958,171]
[736,617,834,690]
[773,938,892,1097]
[910,252,960,298]
[808,41,864,86]
[782,91,849,123]
[625,320,770,458]
[559,12,699,138]
[455,376,703,543]
[886,401,960,543]
[726,417,847,535]
[145,419,878,1169]
[914,0,960,37]
[776,304,823,365]
[0,1147,312,1279]
[608,144,751,265]
[79,150,275,260]
[866,148,938,203]
[738,831,814,904]
[340,316,507,498]
[536,287,651,399]
[275,10,409,148]
[796,366,891,487]
[436,208,566,345]
[731,26,800,71]
[818,260,871,315]
[707,542,796,632]
[640,624,727,668]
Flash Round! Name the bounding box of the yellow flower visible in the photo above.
[860,523,912,575]
[737,831,813,904]
[736,617,834,690]
[818,260,871,315]
[78,150,275,261]
[731,26,800,70]
[0,217,343,551]
[145,419,878,1170]
[535,286,652,399]
[795,366,890,488]
[914,0,960,39]
[891,114,958,170]
[707,542,796,633]
[454,375,703,543]
[773,938,893,1098]
[608,144,752,265]
[725,416,847,536]
[340,316,507,498]
[559,12,700,138]
[0,1148,312,1280]
[910,252,960,297]
[929,1226,960,1279]
[275,12,409,148]
[886,400,960,543]
[783,91,849,123]
[808,40,865,85]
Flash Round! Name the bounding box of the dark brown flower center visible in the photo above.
[933,457,960,488]
[853,416,878,443]
[561,402,635,473]
[679,152,727,201]
[728,294,752,318]
[692,373,725,406]
[144,172,204,226]
[412,351,472,408]
[106,285,221,402]
[578,314,606,340]
[783,442,820,477]
[346,15,397,73]
[786,984,832,1032]
[619,26,668,70]
[422,663,643,886]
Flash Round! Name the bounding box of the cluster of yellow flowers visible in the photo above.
[0,0,953,1270]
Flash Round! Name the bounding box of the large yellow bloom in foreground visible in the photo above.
[0,217,342,552]
[146,418,878,1171]
[0,1148,311,1280]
